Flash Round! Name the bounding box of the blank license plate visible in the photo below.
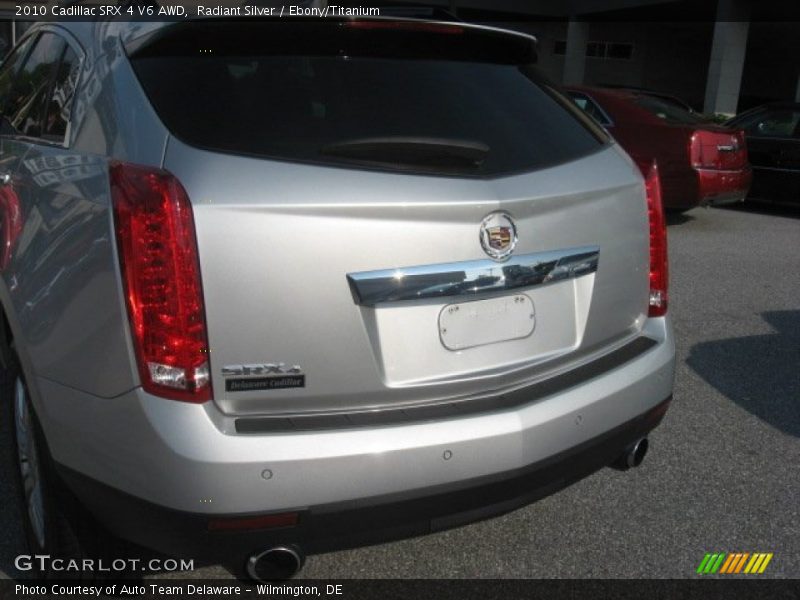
[439,294,535,351]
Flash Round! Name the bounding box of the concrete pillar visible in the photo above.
[563,20,589,85]
[703,0,750,116]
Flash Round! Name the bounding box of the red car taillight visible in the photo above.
[689,129,747,170]
[645,161,668,318]
[111,162,211,402]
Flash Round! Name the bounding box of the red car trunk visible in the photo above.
[566,86,751,210]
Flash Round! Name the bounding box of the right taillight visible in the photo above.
[111,162,211,403]
[645,161,668,317]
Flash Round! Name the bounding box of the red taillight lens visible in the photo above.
[689,129,747,170]
[645,161,668,318]
[111,162,211,402]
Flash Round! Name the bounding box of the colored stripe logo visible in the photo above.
[696,552,773,574]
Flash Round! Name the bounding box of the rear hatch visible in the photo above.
[128,19,650,417]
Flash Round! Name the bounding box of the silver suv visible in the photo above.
[0,18,674,581]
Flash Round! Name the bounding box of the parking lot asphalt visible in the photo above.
[0,203,798,581]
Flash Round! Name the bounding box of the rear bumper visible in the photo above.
[696,166,752,206]
[660,167,751,209]
[55,395,672,565]
[37,317,674,562]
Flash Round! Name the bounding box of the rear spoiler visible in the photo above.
[124,17,537,65]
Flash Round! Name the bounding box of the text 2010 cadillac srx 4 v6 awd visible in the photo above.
[0,18,674,580]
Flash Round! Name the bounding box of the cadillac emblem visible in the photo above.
[479,212,517,261]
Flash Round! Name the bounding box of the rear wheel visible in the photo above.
[3,353,135,581]
[13,374,50,554]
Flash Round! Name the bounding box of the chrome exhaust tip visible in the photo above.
[246,546,305,582]
[612,437,649,470]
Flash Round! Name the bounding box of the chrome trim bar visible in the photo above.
[347,246,599,306]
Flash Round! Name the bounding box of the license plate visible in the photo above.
[439,294,535,351]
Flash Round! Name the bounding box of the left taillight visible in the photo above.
[689,129,747,171]
[645,161,668,318]
[111,162,211,402]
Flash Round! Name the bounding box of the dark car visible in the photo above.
[566,86,751,211]
[726,102,800,205]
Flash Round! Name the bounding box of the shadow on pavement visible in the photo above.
[687,310,800,438]
[722,201,800,219]
[666,211,696,226]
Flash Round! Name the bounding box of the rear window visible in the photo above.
[567,91,613,127]
[129,20,606,177]
[635,94,703,125]
[732,108,800,138]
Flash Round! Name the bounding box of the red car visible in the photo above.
[565,86,752,211]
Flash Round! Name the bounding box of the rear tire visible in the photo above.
[3,352,135,581]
